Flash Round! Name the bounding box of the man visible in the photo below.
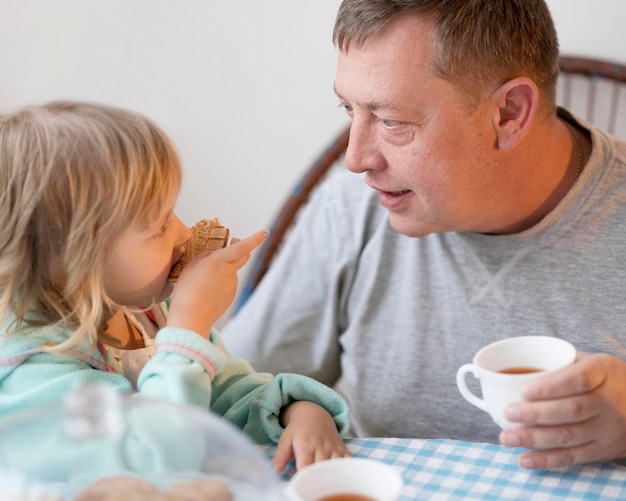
[223,0,626,469]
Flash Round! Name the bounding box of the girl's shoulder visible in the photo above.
[0,327,48,353]
[1,314,70,346]
[0,315,84,367]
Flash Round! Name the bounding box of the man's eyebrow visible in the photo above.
[333,83,400,113]
[333,83,343,100]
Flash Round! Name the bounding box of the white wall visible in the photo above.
[548,0,626,63]
[1,0,624,323]
[0,1,345,235]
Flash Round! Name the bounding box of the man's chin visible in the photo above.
[387,214,434,238]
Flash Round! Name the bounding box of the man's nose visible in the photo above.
[344,120,379,174]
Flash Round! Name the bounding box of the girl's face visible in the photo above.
[105,187,191,307]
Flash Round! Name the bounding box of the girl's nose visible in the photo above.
[173,214,192,246]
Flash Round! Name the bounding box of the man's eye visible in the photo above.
[381,119,400,129]
[339,103,353,114]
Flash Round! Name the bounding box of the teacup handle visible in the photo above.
[456,363,487,412]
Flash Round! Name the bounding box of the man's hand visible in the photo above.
[499,352,626,469]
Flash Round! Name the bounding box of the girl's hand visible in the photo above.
[272,401,351,473]
[166,229,268,337]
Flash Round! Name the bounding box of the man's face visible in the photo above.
[334,15,504,236]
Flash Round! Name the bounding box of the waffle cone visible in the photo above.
[168,218,230,281]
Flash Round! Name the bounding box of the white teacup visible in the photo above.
[456,336,577,429]
[285,457,403,501]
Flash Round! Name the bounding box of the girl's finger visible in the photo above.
[220,230,269,261]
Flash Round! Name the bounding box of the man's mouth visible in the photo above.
[378,188,412,197]
[376,188,413,211]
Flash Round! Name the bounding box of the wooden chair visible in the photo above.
[234,124,350,310]
[557,55,626,136]
[234,55,626,311]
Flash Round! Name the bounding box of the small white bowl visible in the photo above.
[285,457,403,501]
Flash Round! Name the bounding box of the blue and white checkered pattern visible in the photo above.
[264,438,626,500]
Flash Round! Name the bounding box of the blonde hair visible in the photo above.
[0,101,182,352]
[333,0,560,115]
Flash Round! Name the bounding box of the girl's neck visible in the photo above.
[102,308,145,349]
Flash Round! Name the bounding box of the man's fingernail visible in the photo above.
[522,383,538,399]
[501,432,520,447]
[519,456,535,469]
[506,405,521,422]
[263,230,269,238]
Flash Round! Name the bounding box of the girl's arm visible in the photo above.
[203,330,351,470]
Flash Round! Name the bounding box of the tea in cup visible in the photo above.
[285,457,403,501]
[456,336,576,429]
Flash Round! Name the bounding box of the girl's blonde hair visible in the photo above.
[0,101,182,352]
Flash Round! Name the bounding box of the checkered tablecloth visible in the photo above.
[264,438,626,500]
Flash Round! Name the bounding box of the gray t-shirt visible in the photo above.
[223,113,626,443]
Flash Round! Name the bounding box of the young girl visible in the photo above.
[0,101,350,473]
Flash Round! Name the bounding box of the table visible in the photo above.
[263,438,626,500]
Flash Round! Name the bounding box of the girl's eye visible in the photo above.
[156,220,170,237]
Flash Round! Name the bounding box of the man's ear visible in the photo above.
[490,77,538,150]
